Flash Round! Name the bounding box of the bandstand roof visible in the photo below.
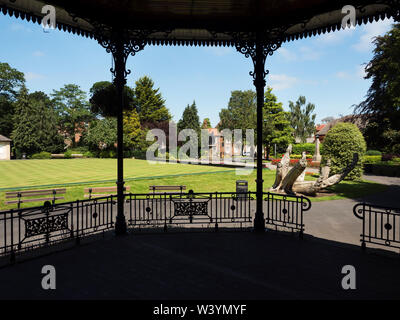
[0,0,396,45]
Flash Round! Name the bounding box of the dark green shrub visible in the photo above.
[99,150,117,158]
[363,155,381,164]
[83,151,95,158]
[31,151,51,159]
[322,122,366,180]
[366,150,382,156]
[392,144,400,156]
[64,150,73,159]
[292,143,316,155]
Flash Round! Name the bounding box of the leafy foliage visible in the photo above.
[89,81,135,117]
[218,90,256,134]
[322,123,366,180]
[51,84,93,146]
[12,88,64,156]
[288,96,316,143]
[354,23,400,153]
[262,87,294,158]
[292,143,317,155]
[134,76,171,125]
[201,118,212,129]
[0,62,25,137]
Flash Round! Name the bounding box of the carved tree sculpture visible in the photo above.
[270,144,359,196]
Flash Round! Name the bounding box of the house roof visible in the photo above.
[0,0,396,46]
[317,115,368,136]
[0,135,11,142]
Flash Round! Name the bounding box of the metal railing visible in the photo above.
[353,203,400,250]
[264,192,312,238]
[0,196,116,262]
[126,191,254,230]
[0,191,312,262]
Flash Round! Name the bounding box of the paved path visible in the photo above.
[305,175,400,249]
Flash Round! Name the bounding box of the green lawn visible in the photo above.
[0,159,387,210]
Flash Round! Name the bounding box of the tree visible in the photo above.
[177,101,201,153]
[262,87,294,159]
[218,90,256,134]
[89,81,135,117]
[12,88,64,157]
[0,62,25,137]
[84,117,117,152]
[321,123,366,180]
[201,118,212,129]
[51,84,93,146]
[354,23,400,153]
[288,96,316,143]
[134,76,171,126]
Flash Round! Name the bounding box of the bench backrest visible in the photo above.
[5,188,67,208]
[84,186,131,199]
[149,185,186,193]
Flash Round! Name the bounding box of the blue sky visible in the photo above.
[0,14,394,127]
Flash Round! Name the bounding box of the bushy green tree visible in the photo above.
[0,62,25,137]
[134,76,171,125]
[322,122,366,180]
[354,23,400,153]
[12,88,64,156]
[288,96,316,143]
[84,117,117,152]
[263,87,294,158]
[218,90,256,134]
[51,84,93,146]
[89,81,135,117]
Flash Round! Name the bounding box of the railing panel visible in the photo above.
[354,203,400,250]
[263,192,311,237]
[0,196,115,259]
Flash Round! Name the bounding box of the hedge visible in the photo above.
[364,164,400,177]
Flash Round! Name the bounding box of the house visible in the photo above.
[316,115,367,142]
[0,135,11,160]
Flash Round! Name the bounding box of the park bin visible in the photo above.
[236,180,248,198]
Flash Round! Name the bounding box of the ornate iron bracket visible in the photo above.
[95,28,149,82]
[232,33,282,87]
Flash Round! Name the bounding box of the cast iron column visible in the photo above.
[113,36,127,235]
[254,34,265,233]
[232,31,282,232]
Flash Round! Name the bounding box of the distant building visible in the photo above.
[316,115,367,142]
[0,135,11,160]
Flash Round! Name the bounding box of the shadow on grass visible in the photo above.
[310,179,388,202]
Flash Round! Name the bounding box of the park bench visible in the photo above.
[84,186,131,200]
[149,185,186,194]
[5,188,66,209]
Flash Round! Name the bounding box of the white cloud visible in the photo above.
[10,23,33,33]
[33,50,45,57]
[277,48,297,61]
[278,46,321,61]
[25,72,45,81]
[335,65,367,80]
[268,74,298,90]
[352,19,393,52]
[356,65,367,79]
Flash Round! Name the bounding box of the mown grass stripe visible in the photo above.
[0,169,236,192]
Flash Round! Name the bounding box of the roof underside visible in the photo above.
[0,0,396,45]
